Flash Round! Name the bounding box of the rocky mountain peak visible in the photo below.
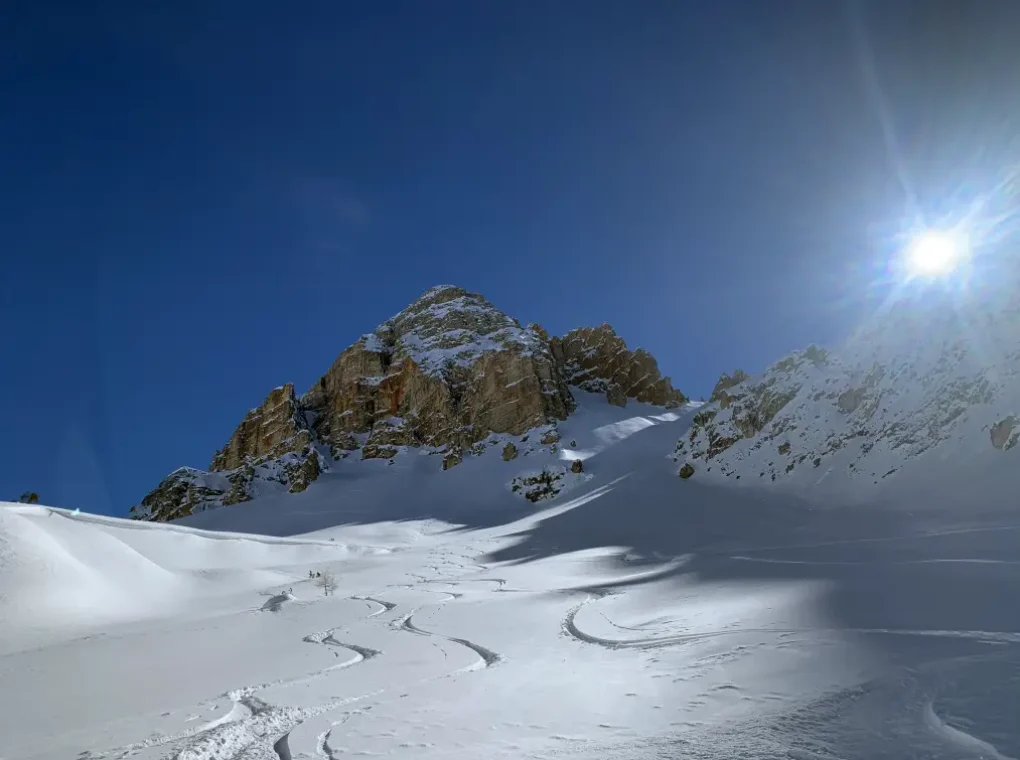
[375,285,546,378]
[131,285,686,522]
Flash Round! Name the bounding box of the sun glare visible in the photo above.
[906,230,966,277]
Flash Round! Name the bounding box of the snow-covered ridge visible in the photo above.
[673,283,1020,501]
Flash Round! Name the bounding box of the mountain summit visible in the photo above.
[132,285,685,521]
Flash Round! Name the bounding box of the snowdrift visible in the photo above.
[0,503,380,649]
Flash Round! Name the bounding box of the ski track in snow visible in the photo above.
[350,596,397,617]
[393,608,503,669]
[82,542,506,760]
[564,589,1020,651]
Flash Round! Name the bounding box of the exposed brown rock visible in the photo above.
[706,433,740,460]
[210,384,309,472]
[837,388,864,414]
[731,388,797,439]
[502,442,519,461]
[223,467,253,506]
[551,324,685,407]
[303,287,575,456]
[285,453,321,492]
[991,416,1018,450]
[710,370,749,403]
[678,463,695,479]
[329,432,360,458]
[442,449,463,470]
[540,429,560,445]
[510,469,564,502]
[129,469,226,522]
[692,410,717,428]
[362,444,398,460]
[606,383,627,407]
[570,458,584,473]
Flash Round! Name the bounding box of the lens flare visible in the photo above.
[906,230,966,277]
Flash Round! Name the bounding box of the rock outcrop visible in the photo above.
[709,369,749,406]
[133,285,687,521]
[442,449,462,470]
[991,417,1019,451]
[129,468,231,522]
[551,324,685,408]
[209,384,311,471]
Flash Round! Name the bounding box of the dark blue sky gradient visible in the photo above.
[3,1,1018,514]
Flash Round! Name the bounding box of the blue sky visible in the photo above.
[2,1,1013,514]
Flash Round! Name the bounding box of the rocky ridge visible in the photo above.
[672,281,1020,499]
[551,325,684,408]
[132,285,684,521]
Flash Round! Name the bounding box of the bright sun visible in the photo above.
[906,230,966,277]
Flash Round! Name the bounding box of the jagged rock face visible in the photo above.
[210,384,311,471]
[303,286,575,457]
[710,369,749,405]
[674,283,1020,496]
[128,468,230,522]
[133,285,686,521]
[551,325,685,408]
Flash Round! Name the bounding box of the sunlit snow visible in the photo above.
[3,395,1019,760]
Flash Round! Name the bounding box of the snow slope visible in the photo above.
[0,504,386,653]
[675,278,1020,506]
[4,394,1020,759]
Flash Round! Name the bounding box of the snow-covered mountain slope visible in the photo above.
[132,286,684,522]
[674,281,1020,505]
[175,392,684,536]
[7,387,1020,760]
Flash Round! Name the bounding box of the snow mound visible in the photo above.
[0,504,371,649]
[259,591,297,612]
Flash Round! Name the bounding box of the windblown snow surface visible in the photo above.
[3,394,1020,759]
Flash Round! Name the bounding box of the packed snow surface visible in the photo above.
[3,396,1020,759]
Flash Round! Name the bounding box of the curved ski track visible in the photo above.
[84,543,508,760]
[393,608,503,669]
[563,589,1020,651]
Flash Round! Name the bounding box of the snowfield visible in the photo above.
[3,397,1020,759]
